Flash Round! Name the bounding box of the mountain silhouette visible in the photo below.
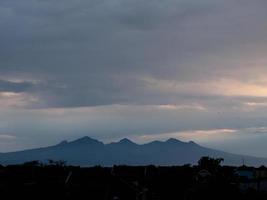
[0,137,266,166]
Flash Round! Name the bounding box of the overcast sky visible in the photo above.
[1,0,267,157]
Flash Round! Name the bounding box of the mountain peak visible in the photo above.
[118,138,136,145]
[70,136,103,145]
[166,138,182,143]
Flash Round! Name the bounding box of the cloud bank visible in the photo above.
[1,0,267,155]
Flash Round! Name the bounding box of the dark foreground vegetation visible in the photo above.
[0,157,267,200]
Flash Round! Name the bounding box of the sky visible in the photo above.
[1,0,267,157]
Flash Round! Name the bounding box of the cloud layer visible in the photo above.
[1,0,267,155]
[1,0,267,107]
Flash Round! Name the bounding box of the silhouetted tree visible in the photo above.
[23,160,41,167]
[198,156,224,171]
[47,159,66,167]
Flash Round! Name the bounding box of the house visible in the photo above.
[236,165,267,192]
[255,166,267,192]
[236,166,254,180]
[255,166,267,179]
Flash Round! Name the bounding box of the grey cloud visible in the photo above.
[1,0,267,108]
[0,80,34,93]
[1,0,267,155]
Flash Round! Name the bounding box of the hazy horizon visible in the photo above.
[1,134,267,160]
[1,0,267,158]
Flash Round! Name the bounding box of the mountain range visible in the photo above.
[0,137,266,166]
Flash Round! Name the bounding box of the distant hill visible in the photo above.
[0,137,267,166]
